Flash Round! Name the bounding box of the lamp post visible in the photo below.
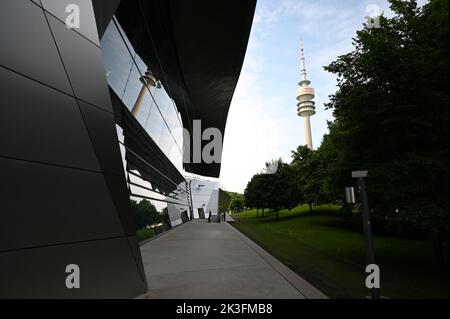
[351,170,380,299]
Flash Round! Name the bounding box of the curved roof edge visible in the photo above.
[114,0,257,178]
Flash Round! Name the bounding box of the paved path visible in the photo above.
[224,213,235,222]
[139,220,327,299]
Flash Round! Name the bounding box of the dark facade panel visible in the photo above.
[0,67,101,171]
[0,237,147,298]
[78,100,125,176]
[41,0,101,45]
[0,157,126,252]
[31,0,43,8]
[47,13,112,112]
[0,0,72,94]
[102,173,137,237]
[218,188,231,212]
[0,0,146,298]
[126,235,147,283]
[92,0,122,40]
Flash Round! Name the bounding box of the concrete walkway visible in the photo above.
[139,220,327,299]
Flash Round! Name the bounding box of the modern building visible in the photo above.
[0,0,255,298]
[167,178,220,226]
[296,41,316,149]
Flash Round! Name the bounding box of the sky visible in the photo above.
[219,0,427,193]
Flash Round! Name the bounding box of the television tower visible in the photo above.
[296,41,316,149]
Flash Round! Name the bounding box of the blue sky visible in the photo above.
[220,0,427,193]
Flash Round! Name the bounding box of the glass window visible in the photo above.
[101,21,134,98]
[101,17,185,172]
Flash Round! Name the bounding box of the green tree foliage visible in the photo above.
[244,160,298,219]
[244,173,267,217]
[291,145,324,214]
[228,191,245,213]
[227,191,244,202]
[229,197,244,213]
[266,161,298,219]
[323,0,448,248]
[242,0,448,261]
[131,199,161,230]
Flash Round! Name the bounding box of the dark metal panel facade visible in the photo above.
[41,0,101,45]
[0,236,145,298]
[0,0,146,298]
[0,67,101,171]
[0,0,72,94]
[47,13,113,111]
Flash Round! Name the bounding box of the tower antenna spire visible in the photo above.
[300,40,309,83]
[300,39,305,60]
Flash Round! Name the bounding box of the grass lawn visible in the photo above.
[231,205,448,299]
[136,228,155,242]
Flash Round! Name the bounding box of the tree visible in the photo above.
[244,173,267,217]
[229,197,244,213]
[261,160,298,220]
[241,1,448,261]
[291,145,324,215]
[323,0,448,259]
[276,162,299,212]
[227,191,245,213]
[131,199,160,230]
[243,159,298,220]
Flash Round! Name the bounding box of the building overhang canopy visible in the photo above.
[112,0,256,178]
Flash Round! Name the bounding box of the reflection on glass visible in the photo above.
[101,21,134,98]
[101,18,185,171]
